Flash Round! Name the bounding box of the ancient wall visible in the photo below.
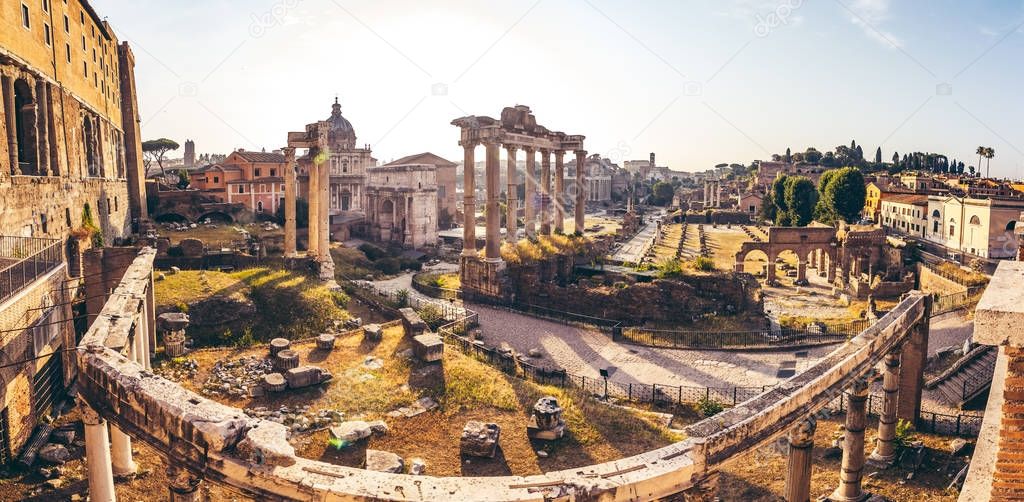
[917,263,968,296]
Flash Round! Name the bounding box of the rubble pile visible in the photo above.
[245,405,345,435]
[201,356,274,398]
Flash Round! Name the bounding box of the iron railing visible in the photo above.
[0,236,63,305]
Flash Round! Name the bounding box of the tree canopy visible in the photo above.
[650,181,675,206]
[784,176,818,227]
[142,138,180,177]
[815,167,866,224]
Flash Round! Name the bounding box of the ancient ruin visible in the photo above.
[452,105,586,299]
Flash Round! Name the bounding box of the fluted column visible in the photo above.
[283,147,298,257]
[828,379,870,502]
[484,139,501,262]
[554,151,565,234]
[524,147,536,238]
[2,74,16,176]
[81,400,116,502]
[307,162,320,257]
[505,145,518,243]
[317,148,331,262]
[462,142,477,256]
[785,416,817,502]
[869,351,901,467]
[540,149,551,235]
[574,150,586,234]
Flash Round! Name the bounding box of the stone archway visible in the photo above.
[13,78,38,175]
[379,199,395,241]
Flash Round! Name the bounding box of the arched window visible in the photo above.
[256,200,264,213]
[931,210,940,218]
[13,79,39,175]
[1008,221,1019,232]
[969,215,981,225]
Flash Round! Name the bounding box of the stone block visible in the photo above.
[274,350,300,372]
[261,373,287,393]
[460,421,500,458]
[179,238,205,257]
[284,366,332,389]
[365,449,403,473]
[975,262,1024,346]
[527,396,566,441]
[330,421,372,442]
[316,334,336,350]
[364,324,383,341]
[412,333,444,363]
[400,307,428,337]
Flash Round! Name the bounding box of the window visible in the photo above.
[270,169,276,177]
[40,213,48,233]
[254,168,261,177]
[213,176,219,183]
[42,0,49,13]
[44,23,51,46]
[65,43,71,63]
[65,208,71,227]
[81,35,85,51]
[257,201,264,213]
[22,4,30,29]
[969,215,981,225]
[933,221,940,233]
[63,14,68,32]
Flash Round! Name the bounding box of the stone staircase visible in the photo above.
[926,345,997,409]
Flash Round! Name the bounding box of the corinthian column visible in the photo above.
[35,81,50,176]
[462,141,477,256]
[869,351,901,467]
[505,145,518,243]
[574,150,587,234]
[524,147,536,238]
[307,161,320,257]
[317,148,330,261]
[80,400,116,502]
[540,149,551,235]
[484,139,502,262]
[828,379,870,502]
[167,464,202,502]
[554,151,565,234]
[283,147,297,257]
[1,74,16,176]
[785,416,817,502]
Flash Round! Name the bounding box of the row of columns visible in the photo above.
[704,179,721,208]
[282,141,336,284]
[461,141,587,258]
[785,330,924,502]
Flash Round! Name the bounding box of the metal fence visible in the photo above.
[0,236,63,305]
[824,392,983,438]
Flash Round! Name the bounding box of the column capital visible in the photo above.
[523,146,535,154]
[480,137,501,147]
[850,377,870,396]
[788,416,817,448]
[539,148,550,156]
[574,149,588,157]
[505,144,518,154]
[554,150,565,157]
[460,139,479,149]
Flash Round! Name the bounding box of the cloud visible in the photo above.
[845,0,903,49]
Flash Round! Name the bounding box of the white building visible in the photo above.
[879,194,928,238]
[925,195,1024,259]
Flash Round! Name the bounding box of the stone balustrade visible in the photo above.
[77,247,934,501]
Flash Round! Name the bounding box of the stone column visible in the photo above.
[897,299,930,423]
[540,149,551,235]
[574,151,586,235]
[869,351,901,467]
[167,464,202,502]
[462,142,477,256]
[785,416,817,502]
[505,145,518,243]
[767,256,777,284]
[797,260,807,283]
[828,379,870,502]
[317,149,331,262]
[283,147,298,257]
[2,74,17,175]
[81,401,116,502]
[110,425,137,477]
[34,80,50,176]
[484,139,502,262]
[307,162,320,257]
[554,151,565,234]
[524,147,536,238]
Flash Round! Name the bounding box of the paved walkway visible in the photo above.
[367,271,977,414]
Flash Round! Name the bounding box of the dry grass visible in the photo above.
[162,223,283,247]
[176,325,682,478]
[720,418,962,501]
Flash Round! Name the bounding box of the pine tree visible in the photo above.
[875,147,882,164]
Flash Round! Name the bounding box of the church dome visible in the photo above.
[327,98,356,148]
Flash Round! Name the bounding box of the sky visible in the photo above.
[91,0,1024,178]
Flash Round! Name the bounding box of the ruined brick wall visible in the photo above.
[917,263,968,296]
[0,266,72,456]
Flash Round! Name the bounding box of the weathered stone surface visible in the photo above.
[528,396,565,440]
[269,338,291,356]
[284,366,332,389]
[364,324,383,340]
[949,438,971,456]
[367,420,388,436]
[461,421,500,458]
[399,308,428,336]
[38,444,71,464]
[365,449,404,473]
[157,312,190,331]
[49,429,75,446]
[179,238,205,257]
[316,334,336,350]
[262,373,287,392]
[274,350,300,371]
[330,421,373,442]
[410,458,426,475]
[236,421,297,467]
[412,333,444,363]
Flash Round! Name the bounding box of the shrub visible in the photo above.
[374,257,402,275]
[394,289,410,308]
[692,256,716,272]
[894,419,916,449]
[696,396,725,417]
[400,258,423,272]
[175,301,189,313]
[235,327,257,348]
[657,259,684,279]
[358,243,388,261]
[418,304,445,329]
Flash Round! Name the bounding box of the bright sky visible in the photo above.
[91,0,1024,177]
